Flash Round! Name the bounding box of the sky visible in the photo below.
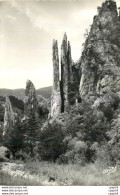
[0,0,120,89]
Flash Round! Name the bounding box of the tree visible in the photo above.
[38,121,66,161]
[3,118,24,159]
[21,114,40,158]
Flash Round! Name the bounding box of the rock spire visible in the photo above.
[61,33,69,112]
[51,33,80,117]
[24,80,38,118]
[51,40,61,117]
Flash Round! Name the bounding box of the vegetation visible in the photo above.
[2,92,119,167]
[3,118,24,159]
[0,161,120,186]
[38,121,66,161]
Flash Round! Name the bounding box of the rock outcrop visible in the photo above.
[0,146,10,162]
[61,33,70,112]
[79,0,120,97]
[51,40,61,117]
[3,97,15,137]
[24,80,38,118]
[51,34,80,117]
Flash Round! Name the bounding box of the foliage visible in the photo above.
[64,101,109,143]
[94,93,120,121]
[38,120,66,161]
[3,118,24,159]
[50,99,110,164]
[57,136,87,165]
[0,122,3,145]
[106,128,120,164]
[1,90,120,166]
[38,102,49,118]
[90,142,113,166]
[21,115,40,158]
[9,96,24,111]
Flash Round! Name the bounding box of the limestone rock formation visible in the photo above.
[51,34,80,117]
[3,96,15,137]
[61,35,81,109]
[24,80,38,118]
[61,33,70,112]
[51,40,61,117]
[51,0,120,117]
[79,0,120,97]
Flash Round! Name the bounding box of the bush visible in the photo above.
[90,142,113,166]
[58,136,87,165]
[106,128,120,164]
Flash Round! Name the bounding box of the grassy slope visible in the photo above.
[0,161,120,186]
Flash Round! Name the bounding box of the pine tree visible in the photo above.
[21,112,40,158]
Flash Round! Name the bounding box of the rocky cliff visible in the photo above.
[79,0,120,97]
[0,96,24,145]
[3,97,15,137]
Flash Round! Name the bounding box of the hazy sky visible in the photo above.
[0,0,120,89]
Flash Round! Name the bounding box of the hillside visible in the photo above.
[37,86,52,99]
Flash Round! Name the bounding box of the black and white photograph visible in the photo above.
[0,0,120,187]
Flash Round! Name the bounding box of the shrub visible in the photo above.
[58,137,87,165]
[106,128,120,164]
[90,142,113,166]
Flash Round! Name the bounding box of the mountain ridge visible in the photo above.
[0,86,52,99]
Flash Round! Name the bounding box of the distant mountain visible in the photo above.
[0,89,25,100]
[37,86,52,99]
[0,86,52,100]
